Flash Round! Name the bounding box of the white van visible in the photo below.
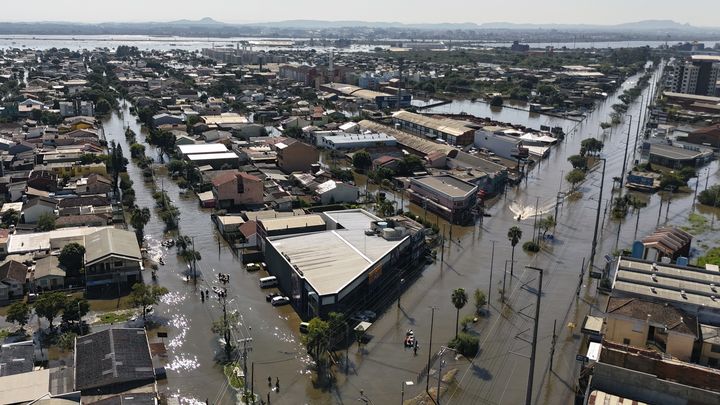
[259,276,278,288]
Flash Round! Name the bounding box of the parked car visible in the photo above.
[355,310,377,322]
[271,296,290,306]
[266,292,281,302]
[299,322,309,334]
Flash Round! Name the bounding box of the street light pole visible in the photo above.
[632,94,645,165]
[425,306,437,394]
[488,241,495,311]
[588,158,607,275]
[619,115,632,190]
[401,381,413,405]
[524,266,544,405]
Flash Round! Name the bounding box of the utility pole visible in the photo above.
[693,174,700,212]
[525,266,544,405]
[437,359,446,405]
[588,158,606,274]
[488,241,495,311]
[619,115,633,190]
[549,319,557,371]
[632,94,644,165]
[191,236,197,284]
[532,196,540,244]
[426,306,437,394]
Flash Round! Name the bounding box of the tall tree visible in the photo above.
[565,169,587,191]
[451,288,468,338]
[352,150,372,171]
[6,301,31,330]
[37,212,56,231]
[130,207,151,242]
[59,243,86,278]
[61,297,90,327]
[507,226,523,277]
[473,288,487,315]
[129,283,169,321]
[34,292,68,330]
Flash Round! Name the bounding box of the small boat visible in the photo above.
[404,330,416,347]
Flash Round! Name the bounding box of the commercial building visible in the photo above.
[187,152,240,169]
[262,209,426,319]
[321,83,411,109]
[392,110,476,146]
[317,132,396,150]
[473,127,524,160]
[666,55,720,96]
[611,257,720,325]
[177,143,229,159]
[687,124,720,148]
[647,143,713,168]
[407,175,478,224]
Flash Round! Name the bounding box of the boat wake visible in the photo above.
[508,199,558,221]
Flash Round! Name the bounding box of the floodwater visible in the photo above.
[416,98,580,134]
[103,106,315,405]
[101,59,720,405]
[0,35,385,53]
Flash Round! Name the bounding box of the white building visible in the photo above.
[317,132,396,150]
[316,180,359,205]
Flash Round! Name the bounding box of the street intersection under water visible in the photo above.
[102,61,720,404]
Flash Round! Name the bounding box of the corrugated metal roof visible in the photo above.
[260,214,326,232]
[84,228,141,266]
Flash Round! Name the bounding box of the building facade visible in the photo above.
[407,175,478,225]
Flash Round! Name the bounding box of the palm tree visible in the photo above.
[629,196,648,239]
[130,207,151,242]
[507,226,523,276]
[451,288,468,338]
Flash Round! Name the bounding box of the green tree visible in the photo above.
[580,138,604,157]
[37,212,56,231]
[451,288,468,338]
[567,154,588,171]
[565,169,587,191]
[374,199,396,217]
[536,215,557,239]
[449,332,479,357]
[507,226,522,277]
[352,150,372,171]
[660,172,686,190]
[130,143,146,159]
[57,332,77,352]
[61,298,89,326]
[473,288,486,315]
[130,283,169,321]
[490,95,504,107]
[303,317,331,370]
[396,154,425,176]
[34,292,68,329]
[1,209,20,228]
[95,98,111,115]
[699,185,720,207]
[130,207,151,242]
[6,301,31,330]
[59,243,86,278]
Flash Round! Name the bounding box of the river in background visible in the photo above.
[1,35,717,52]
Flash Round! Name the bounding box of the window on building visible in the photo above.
[623,338,631,345]
[115,261,124,267]
[709,357,718,367]
[711,344,720,354]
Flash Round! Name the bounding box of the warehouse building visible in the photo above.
[321,83,411,109]
[392,110,476,146]
[262,209,426,319]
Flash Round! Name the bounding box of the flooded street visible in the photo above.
[101,60,720,405]
[103,105,314,405]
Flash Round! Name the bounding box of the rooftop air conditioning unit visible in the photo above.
[680,290,687,299]
[650,287,657,294]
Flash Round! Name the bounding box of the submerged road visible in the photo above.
[331,62,720,405]
[102,59,720,405]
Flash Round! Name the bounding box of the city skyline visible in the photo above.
[2,0,720,27]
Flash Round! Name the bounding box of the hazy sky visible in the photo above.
[3,0,719,26]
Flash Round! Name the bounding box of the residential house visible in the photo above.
[22,196,58,224]
[27,170,58,192]
[152,113,183,127]
[76,173,112,195]
[275,140,319,173]
[32,255,65,291]
[211,171,264,209]
[315,180,359,205]
[605,297,698,362]
[74,328,157,400]
[700,324,720,367]
[84,228,142,288]
[0,260,27,300]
